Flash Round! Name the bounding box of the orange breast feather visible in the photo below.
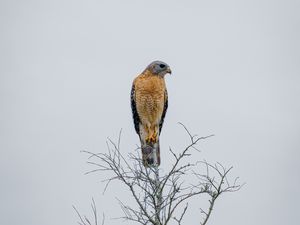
[134,74,166,126]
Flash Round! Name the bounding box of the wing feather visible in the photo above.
[159,89,168,134]
[131,84,140,135]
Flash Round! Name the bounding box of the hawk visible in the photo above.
[131,61,172,167]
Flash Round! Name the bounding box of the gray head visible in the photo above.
[145,60,172,77]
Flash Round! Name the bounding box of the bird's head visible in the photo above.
[145,61,172,77]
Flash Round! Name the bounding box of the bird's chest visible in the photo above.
[135,78,165,122]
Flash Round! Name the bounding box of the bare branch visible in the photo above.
[79,124,242,225]
[73,199,102,225]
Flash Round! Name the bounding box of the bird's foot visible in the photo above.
[150,132,158,143]
[146,135,157,144]
[145,136,151,144]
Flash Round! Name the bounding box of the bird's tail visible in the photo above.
[141,141,160,167]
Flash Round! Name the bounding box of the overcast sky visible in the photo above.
[1,0,300,225]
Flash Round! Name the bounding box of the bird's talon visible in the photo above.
[145,137,151,144]
[150,134,157,143]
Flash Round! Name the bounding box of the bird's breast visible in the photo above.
[135,76,166,124]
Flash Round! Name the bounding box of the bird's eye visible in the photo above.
[159,64,166,68]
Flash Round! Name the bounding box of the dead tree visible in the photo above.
[77,124,242,225]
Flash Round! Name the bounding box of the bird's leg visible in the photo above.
[150,126,158,143]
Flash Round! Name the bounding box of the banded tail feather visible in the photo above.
[141,141,160,167]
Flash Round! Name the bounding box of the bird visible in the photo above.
[131,61,171,167]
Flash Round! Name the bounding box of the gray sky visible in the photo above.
[1,0,299,225]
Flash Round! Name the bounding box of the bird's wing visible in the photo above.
[159,89,168,135]
[131,83,140,135]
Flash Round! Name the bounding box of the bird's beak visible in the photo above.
[166,67,172,75]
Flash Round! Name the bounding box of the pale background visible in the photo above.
[1,0,299,225]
